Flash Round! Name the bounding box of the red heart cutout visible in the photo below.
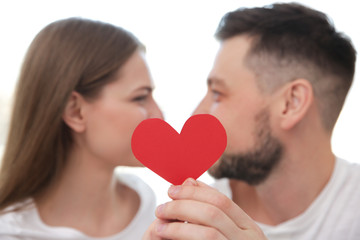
[131,114,227,185]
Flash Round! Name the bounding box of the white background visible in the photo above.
[0,0,359,204]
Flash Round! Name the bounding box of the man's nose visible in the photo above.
[192,98,209,116]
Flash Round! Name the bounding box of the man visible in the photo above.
[145,3,359,239]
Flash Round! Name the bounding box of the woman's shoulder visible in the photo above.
[114,169,156,212]
[0,199,35,235]
[110,169,157,239]
[114,168,155,197]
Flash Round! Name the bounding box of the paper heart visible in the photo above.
[131,114,227,185]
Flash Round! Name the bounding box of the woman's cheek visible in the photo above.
[139,106,148,119]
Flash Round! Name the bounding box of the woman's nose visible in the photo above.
[149,101,164,120]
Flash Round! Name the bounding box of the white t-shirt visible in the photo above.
[213,157,360,240]
[0,172,156,240]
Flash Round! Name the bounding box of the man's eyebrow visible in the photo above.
[207,77,227,89]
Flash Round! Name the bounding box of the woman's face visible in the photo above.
[80,50,163,167]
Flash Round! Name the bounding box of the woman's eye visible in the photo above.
[133,95,148,102]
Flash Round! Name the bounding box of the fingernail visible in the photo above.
[156,222,166,233]
[183,178,198,186]
[156,203,165,215]
[168,185,181,196]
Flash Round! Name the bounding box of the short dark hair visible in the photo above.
[215,3,356,131]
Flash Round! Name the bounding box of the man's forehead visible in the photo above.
[217,36,253,64]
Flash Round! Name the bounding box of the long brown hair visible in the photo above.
[0,17,142,211]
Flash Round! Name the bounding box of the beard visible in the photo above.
[208,108,283,186]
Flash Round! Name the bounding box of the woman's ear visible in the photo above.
[278,79,314,130]
[62,91,87,133]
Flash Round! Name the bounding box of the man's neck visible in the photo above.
[229,152,335,226]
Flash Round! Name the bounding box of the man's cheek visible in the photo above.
[210,102,219,114]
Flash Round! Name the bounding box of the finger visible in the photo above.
[143,219,175,240]
[156,200,242,239]
[155,220,227,240]
[167,182,257,230]
[142,219,163,240]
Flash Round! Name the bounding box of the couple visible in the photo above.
[0,3,359,240]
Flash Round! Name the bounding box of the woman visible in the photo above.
[0,17,162,239]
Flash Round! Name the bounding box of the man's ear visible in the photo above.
[278,79,314,130]
[62,91,87,133]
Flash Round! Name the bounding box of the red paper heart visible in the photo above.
[131,114,227,185]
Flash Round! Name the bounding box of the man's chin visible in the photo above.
[207,158,224,179]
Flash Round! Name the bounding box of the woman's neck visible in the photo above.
[35,148,140,237]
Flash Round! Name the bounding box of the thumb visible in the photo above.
[182,178,198,186]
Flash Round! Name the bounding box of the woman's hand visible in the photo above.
[143,178,267,240]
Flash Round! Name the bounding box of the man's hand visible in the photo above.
[143,178,267,240]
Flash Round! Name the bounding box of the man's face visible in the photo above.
[193,36,283,185]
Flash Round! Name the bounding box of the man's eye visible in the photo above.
[211,90,221,102]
